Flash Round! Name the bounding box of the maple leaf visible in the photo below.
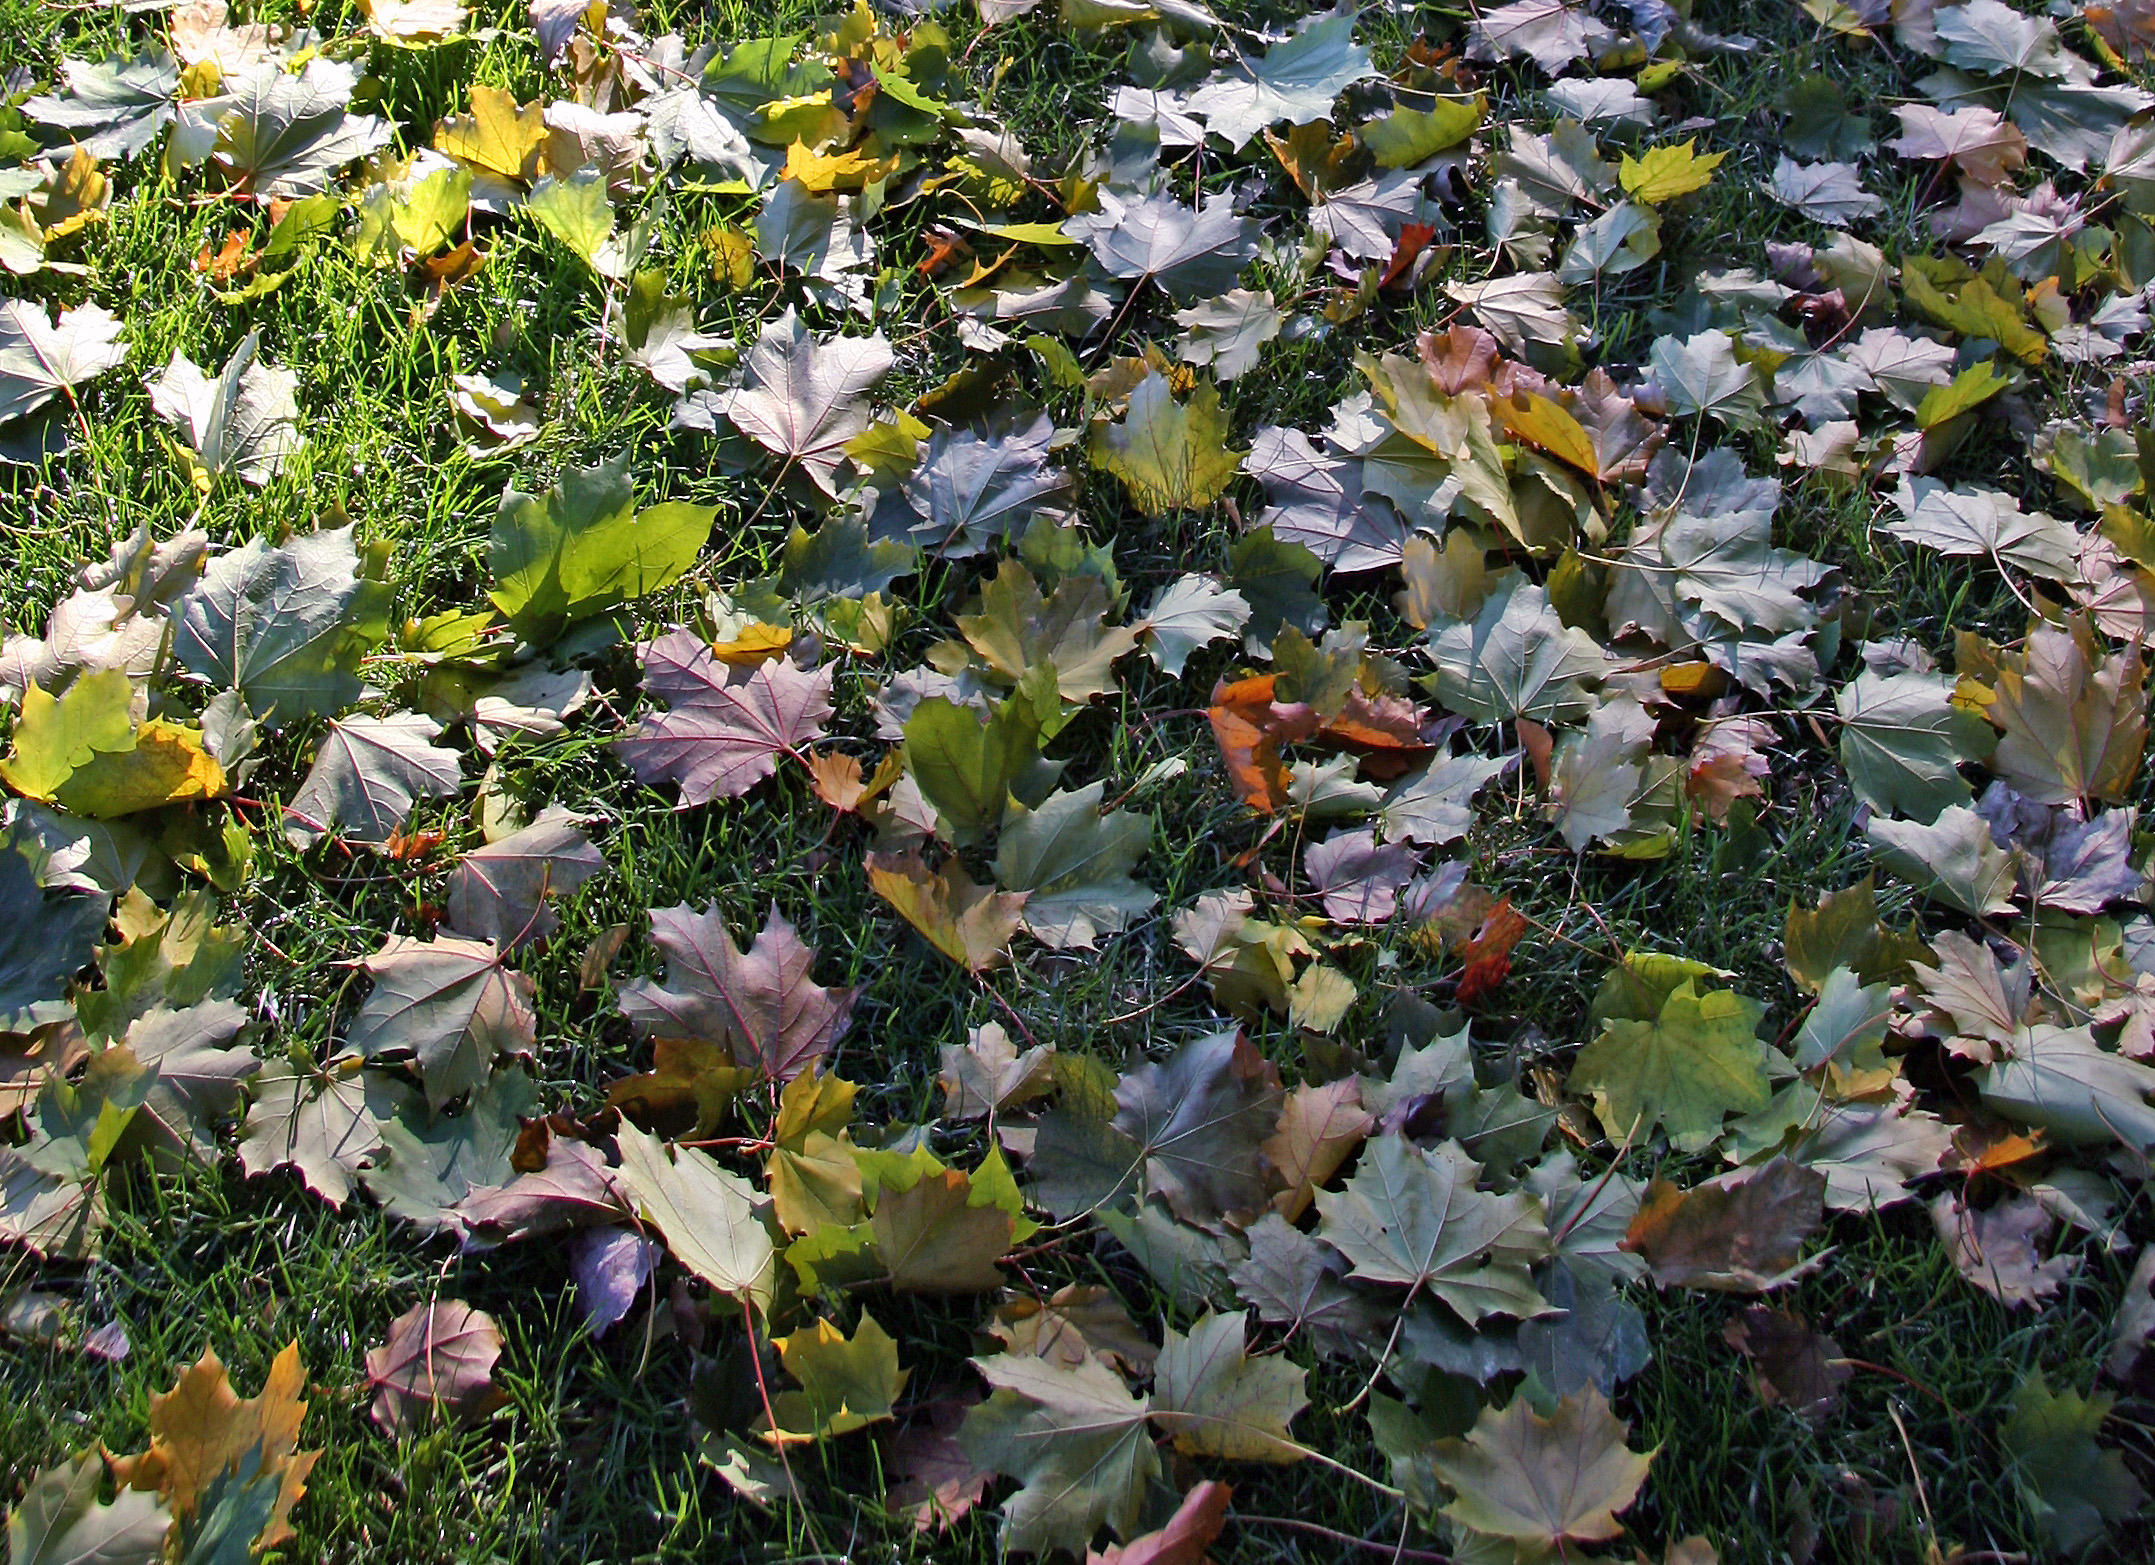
[0,667,224,819]
[1186,10,1373,149]
[1112,1029,1284,1227]
[939,1022,1056,1119]
[616,633,834,805]
[1724,1307,1850,1422]
[1429,1389,1654,1555]
[172,525,381,731]
[2003,1372,2147,1552]
[284,711,461,848]
[767,1312,907,1443]
[208,60,396,200]
[1468,0,1609,73]
[1621,1158,1826,1290]
[1303,829,1418,923]
[1989,620,2147,806]
[489,457,714,646]
[1314,1134,1550,1321]
[1619,141,1727,204]
[617,902,855,1081]
[146,330,301,490]
[1137,574,1251,675]
[1091,373,1243,517]
[1085,1481,1230,1565]
[956,559,1141,703]
[1930,1193,2078,1307]
[1834,667,1992,821]
[1063,190,1260,302]
[445,807,604,952]
[613,1122,776,1309]
[1568,980,1772,1150]
[961,1351,1159,1556]
[1426,579,1606,724]
[109,1341,319,1549]
[0,300,127,430]
[21,47,179,160]
[1262,1077,1373,1220]
[364,1299,504,1432]
[238,1053,401,1206]
[715,307,894,495]
[1150,1309,1307,1462]
[900,416,1070,558]
[993,782,1156,949]
[347,933,535,1111]
[868,846,1029,969]
[3,1455,171,1565]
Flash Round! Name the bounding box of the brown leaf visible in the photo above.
[866,849,1028,972]
[872,1169,1014,1293]
[1685,717,1772,823]
[808,748,900,813]
[109,1342,318,1547]
[1087,1480,1232,1564]
[605,1035,756,1138]
[578,923,630,992]
[193,229,256,282]
[1622,1158,1826,1291]
[884,1396,991,1533]
[365,1299,504,1433]
[1930,1193,2080,1308]
[988,1285,1159,1377]
[1418,323,1502,395]
[617,902,856,1081]
[1263,1078,1374,1220]
[1722,1307,1850,1421]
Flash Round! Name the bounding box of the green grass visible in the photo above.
[4,0,2155,1561]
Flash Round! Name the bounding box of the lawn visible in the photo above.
[3,0,2154,1563]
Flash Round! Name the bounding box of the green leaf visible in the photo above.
[1428,1390,1654,1555]
[489,456,713,646]
[2003,1371,2146,1552]
[955,559,1140,703]
[1867,805,2017,916]
[902,692,1042,843]
[526,169,644,282]
[1834,668,1991,822]
[959,1352,1158,1556]
[992,781,1155,949]
[1313,1135,1550,1321]
[1978,1023,2155,1151]
[1792,967,1893,1089]
[1363,96,1485,167]
[5,1454,172,1565]
[174,526,383,729]
[1090,372,1243,517]
[1568,980,1772,1151]
[768,1312,906,1442]
[613,1122,776,1310]
[1425,578,1605,724]
[1150,1309,1309,1461]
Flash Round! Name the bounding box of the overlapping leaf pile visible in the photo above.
[7,0,2155,1559]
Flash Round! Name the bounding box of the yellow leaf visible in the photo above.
[711,623,795,666]
[434,85,549,183]
[780,138,899,193]
[0,669,225,818]
[1491,388,1599,475]
[109,1342,320,1549]
[866,848,1027,971]
[1618,140,1726,205]
[707,223,753,289]
[34,147,110,241]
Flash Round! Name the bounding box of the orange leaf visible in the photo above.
[1457,897,1527,1003]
